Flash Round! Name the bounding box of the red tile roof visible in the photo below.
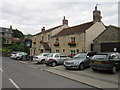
[53,21,94,37]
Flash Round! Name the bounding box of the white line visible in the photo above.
[9,78,20,89]
[0,68,3,72]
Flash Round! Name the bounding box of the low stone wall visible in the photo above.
[2,51,11,57]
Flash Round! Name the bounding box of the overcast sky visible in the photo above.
[0,0,119,35]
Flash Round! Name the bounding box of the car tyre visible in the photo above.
[16,57,20,60]
[51,62,57,67]
[92,68,97,72]
[41,59,45,64]
[111,66,117,74]
[79,63,85,70]
[45,63,49,66]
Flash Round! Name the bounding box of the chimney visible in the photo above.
[41,27,45,33]
[62,16,68,25]
[93,5,102,23]
[10,25,12,29]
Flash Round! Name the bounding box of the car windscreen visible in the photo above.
[91,54,108,60]
[73,53,86,59]
[47,54,53,57]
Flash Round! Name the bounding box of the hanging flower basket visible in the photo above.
[54,42,59,46]
[40,40,43,43]
[33,42,36,44]
[68,54,75,58]
[68,41,76,46]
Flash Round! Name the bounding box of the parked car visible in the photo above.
[44,53,69,67]
[90,52,120,74]
[64,52,97,70]
[10,51,21,59]
[11,52,28,60]
[33,53,50,64]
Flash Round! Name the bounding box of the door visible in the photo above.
[60,54,68,64]
[101,42,120,52]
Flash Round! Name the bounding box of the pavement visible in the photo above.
[20,61,119,89]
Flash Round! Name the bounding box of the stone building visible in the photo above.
[93,25,120,52]
[0,26,13,45]
[31,6,107,56]
[30,17,69,56]
[51,6,106,56]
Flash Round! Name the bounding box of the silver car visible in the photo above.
[64,52,97,70]
[33,53,50,64]
[44,53,69,67]
[11,52,27,60]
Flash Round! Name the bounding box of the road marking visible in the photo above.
[9,78,21,89]
[0,68,3,72]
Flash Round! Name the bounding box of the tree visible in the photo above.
[13,29,24,39]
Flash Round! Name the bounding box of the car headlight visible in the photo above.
[74,62,79,65]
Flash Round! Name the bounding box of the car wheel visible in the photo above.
[92,68,97,71]
[41,60,45,64]
[45,63,49,66]
[111,66,117,74]
[16,57,20,60]
[79,63,85,70]
[51,62,57,67]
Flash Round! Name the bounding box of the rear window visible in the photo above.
[91,54,108,60]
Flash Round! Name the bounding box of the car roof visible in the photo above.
[95,52,119,55]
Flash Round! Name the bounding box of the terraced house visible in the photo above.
[51,6,106,56]
[0,26,13,45]
[31,6,106,56]
[30,17,69,56]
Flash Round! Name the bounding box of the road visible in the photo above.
[2,57,98,89]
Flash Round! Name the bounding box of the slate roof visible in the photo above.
[52,21,94,37]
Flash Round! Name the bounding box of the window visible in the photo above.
[77,49,79,53]
[60,54,67,58]
[110,53,118,59]
[56,50,59,53]
[6,39,9,44]
[63,49,65,52]
[70,37,75,42]
[70,50,76,55]
[48,34,51,42]
[55,54,60,58]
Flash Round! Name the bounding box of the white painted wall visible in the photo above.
[85,22,106,51]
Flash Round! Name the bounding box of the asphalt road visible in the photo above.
[2,57,98,89]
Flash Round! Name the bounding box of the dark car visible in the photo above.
[90,52,120,74]
[64,52,97,70]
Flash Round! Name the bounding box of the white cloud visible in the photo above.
[0,1,119,35]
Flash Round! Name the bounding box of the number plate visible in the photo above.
[94,61,101,64]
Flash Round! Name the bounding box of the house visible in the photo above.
[0,26,13,45]
[30,17,69,56]
[93,25,120,52]
[51,6,106,56]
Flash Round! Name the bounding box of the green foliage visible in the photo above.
[13,29,24,38]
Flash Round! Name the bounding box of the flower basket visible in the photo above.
[68,41,76,46]
[33,42,36,44]
[54,42,59,46]
[40,40,43,43]
[68,54,75,58]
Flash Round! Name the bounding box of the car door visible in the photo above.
[54,54,61,64]
[109,53,120,68]
[60,54,68,64]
